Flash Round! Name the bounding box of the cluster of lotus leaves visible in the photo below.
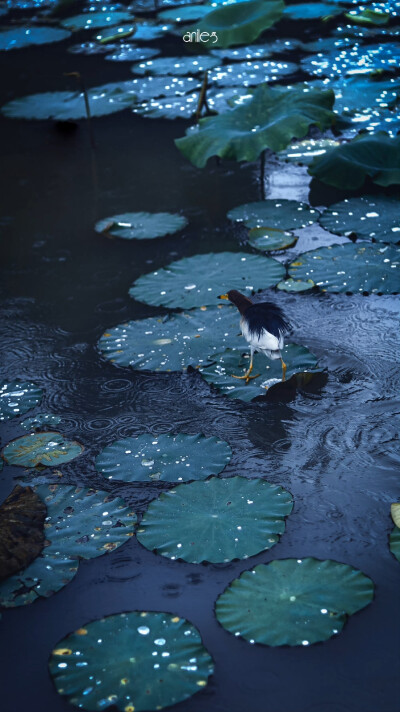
[0,484,136,607]
[319,196,400,243]
[95,433,232,483]
[49,611,214,711]
[137,476,293,563]
[0,380,43,421]
[2,432,84,468]
[95,212,187,240]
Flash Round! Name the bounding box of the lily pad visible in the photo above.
[188,0,284,48]
[301,42,400,78]
[200,345,319,402]
[228,199,319,230]
[106,45,160,62]
[277,278,315,292]
[20,413,61,430]
[0,26,70,50]
[95,433,232,483]
[390,526,400,562]
[95,212,187,240]
[96,21,171,43]
[248,227,297,251]
[278,138,340,165]
[0,485,46,581]
[331,76,400,115]
[346,7,391,26]
[129,252,285,309]
[216,558,374,646]
[132,55,219,76]
[129,75,200,101]
[284,2,343,19]
[391,503,400,528]
[319,197,400,243]
[133,86,248,120]
[175,83,335,167]
[289,242,400,294]
[0,554,79,608]
[208,60,298,88]
[98,305,243,371]
[49,611,214,711]
[137,476,293,563]
[61,11,133,31]
[159,5,211,22]
[0,379,43,421]
[2,432,84,468]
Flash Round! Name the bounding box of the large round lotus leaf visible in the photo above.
[49,611,214,711]
[289,242,400,294]
[228,199,319,230]
[278,138,340,165]
[200,345,319,402]
[61,11,132,31]
[106,45,159,62]
[95,433,232,483]
[301,42,399,78]
[208,60,297,88]
[130,75,200,100]
[159,5,211,22]
[0,379,43,421]
[308,132,400,189]
[248,227,297,251]
[284,2,343,19]
[2,81,137,121]
[0,554,78,608]
[98,305,243,371]
[95,212,187,240]
[132,55,219,76]
[0,485,46,581]
[176,83,335,167]
[216,558,374,646]
[390,526,400,562]
[330,76,400,115]
[129,252,285,309]
[137,476,293,563]
[2,432,84,467]
[20,413,61,430]
[189,0,284,48]
[0,26,70,50]
[319,197,400,244]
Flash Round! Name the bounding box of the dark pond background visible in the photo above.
[0,4,399,711]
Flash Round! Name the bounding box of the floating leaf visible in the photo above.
[95,21,171,43]
[319,197,400,243]
[301,42,400,78]
[106,45,160,62]
[176,83,335,167]
[95,212,187,240]
[277,278,315,292]
[390,526,400,562]
[129,75,200,101]
[391,503,400,528]
[308,132,400,189]
[95,433,232,483]
[129,252,285,309]
[0,485,46,581]
[137,476,293,563]
[49,611,214,711]
[0,379,43,421]
[248,227,297,251]
[0,26,70,50]
[346,7,390,26]
[278,138,340,165]
[330,76,400,115]
[228,199,319,230]
[158,5,211,22]
[289,242,400,294]
[2,432,84,468]
[20,413,61,430]
[284,2,343,20]
[61,12,133,31]
[188,0,284,48]
[200,345,319,402]
[216,558,374,646]
[133,86,248,120]
[132,55,219,76]
[0,554,78,608]
[208,60,298,87]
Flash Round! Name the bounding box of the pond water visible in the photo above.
[0,3,399,712]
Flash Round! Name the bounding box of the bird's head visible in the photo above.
[218,290,253,313]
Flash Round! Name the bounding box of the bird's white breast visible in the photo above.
[240,317,284,352]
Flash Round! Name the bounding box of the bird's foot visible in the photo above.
[231,373,260,384]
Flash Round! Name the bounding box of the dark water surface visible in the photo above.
[1,28,400,712]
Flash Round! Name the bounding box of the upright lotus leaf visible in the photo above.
[137,476,293,563]
[98,305,243,371]
[308,133,400,189]
[175,83,335,168]
[228,199,319,230]
[0,379,43,421]
[95,212,188,239]
[301,43,400,78]
[284,2,343,19]
[208,60,298,88]
[391,503,400,528]
[132,55,219,76]
[289,242,400,294]
[0,26,70,50]
[248,228,297,252]
[49,611,214,711]
[129,252,285,309]
[187,0,284,48]
[95,433,232,483]
[319,197,400,243]
[20,413,61,430]
[200,345,319,402]
[2,432,84,468]
[61,12,133,31]
[0,485,46,581]
[216,558,374,646]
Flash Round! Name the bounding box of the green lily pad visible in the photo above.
[49,611,214,711]
[132,55,219,76]
[284,2,343,19]
[331,76,400,115]
[95,212,187,240]
[390,526,400,562]
[278,138,340,165]
[188,0,284,48]
[105,45,160,62]
[301,42,400,78]
[289,242,400,294]
[98,305,244,371]
[2,81,137,121]
[95,433,232,483]
[96,21,171,43]
[133,86,248,120]
[61,11,133,31]
[92,22,136,42]
[0,485,46,581]
[308,132,400,188]
[319,197,400,243]
[248,227,297,251]
[176,83,335,167]
[129,75,200,100]
[129,252,285,309]
[20,413,61,430]
[228,199,319,230]
[2,432,84,468]
[347,108,400,138]
[208,59,298,88]
[158,5,211,22]
[0,26,70,50]
[137,476,293,563]
[210,44,273,61]
[277,278,315,292]
[0,379,43,421]
[216,558,374,646]
[200,345,319,402]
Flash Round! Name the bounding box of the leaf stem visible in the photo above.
[65,71,95,149]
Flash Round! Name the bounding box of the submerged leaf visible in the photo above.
[0,379,43,421]
[95,212,187,239]
[277,278,315,292]
[0,485,46,581]
[188,0,284,48]
[248,227,297,252]
[319,197,400,243]
[2,432,84,467]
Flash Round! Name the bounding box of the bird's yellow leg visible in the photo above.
[281,358,287,382]
[232,352,260,383]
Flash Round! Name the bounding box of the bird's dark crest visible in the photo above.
[245,302,290,340]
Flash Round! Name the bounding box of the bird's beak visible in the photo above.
[218,294,229,300]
